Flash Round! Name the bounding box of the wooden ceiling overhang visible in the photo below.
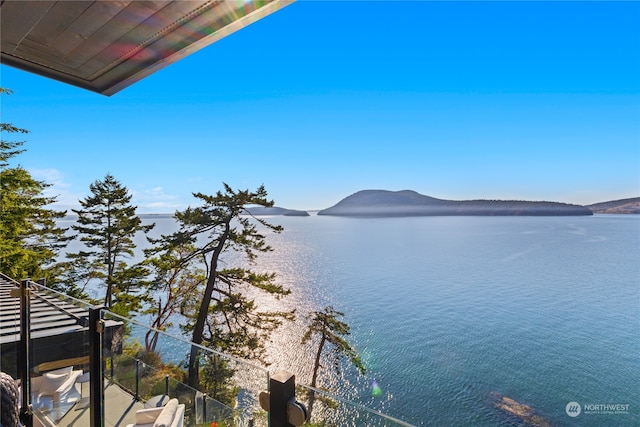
[1,1,293,96]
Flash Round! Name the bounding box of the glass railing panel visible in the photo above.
[4,277,417,427]
[191,346,270,427]
[297,384,416,427]
[101,313,151,427]
[102,310,270,427]
[25,280,93,427]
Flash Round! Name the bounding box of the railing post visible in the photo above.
[269,371,296,427]
[16,279,32,427]
[260,371,307,426]
[135,359,140,401]
[202,393,207,422]
[89,305,104,427]
[165,374,169,396]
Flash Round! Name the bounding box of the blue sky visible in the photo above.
[2,1,639,213]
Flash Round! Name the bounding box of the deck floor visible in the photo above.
[53,381,145,427]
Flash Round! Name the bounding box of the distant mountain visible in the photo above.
[587,197,640,214]
[244,206,309,216]
[317,190,593,217]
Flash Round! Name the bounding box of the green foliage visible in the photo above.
[53,257,98,300]
[68,173,154,316]
[302,307,366,376]
[301,306,366,418]
[0,88,71,282]
[199,353,239,407]
[146,183,294,388]
[111,341,187,403]
[142,242,206,352]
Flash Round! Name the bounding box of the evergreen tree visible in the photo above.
[147,183,293,388]
[142,242,205,352]
[301,306,366,417]
[199,352,239,407]
[0,88,71,282]
[70,173,154,316]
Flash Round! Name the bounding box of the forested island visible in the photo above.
[317,190,593,217]
[244,206,310,216]
[587,197,640,214]
[242,192,639,218]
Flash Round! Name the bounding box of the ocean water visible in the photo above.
[60,214,640,426]
[232,214,640,426]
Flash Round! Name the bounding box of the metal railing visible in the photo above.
[3,277,415,427]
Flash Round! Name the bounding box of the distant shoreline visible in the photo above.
[318,190,595,217]
[58,195,640,218]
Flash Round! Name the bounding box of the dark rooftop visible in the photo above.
[0,274,88,346]
[0,274,122,377]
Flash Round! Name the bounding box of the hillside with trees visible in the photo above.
[318,190,593,217]
[587,197,640,214]
[244,206,309,216]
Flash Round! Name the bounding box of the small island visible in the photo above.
[318,190,593,217]
[244,206,310,216]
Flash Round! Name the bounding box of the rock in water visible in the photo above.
[490,392,553,427]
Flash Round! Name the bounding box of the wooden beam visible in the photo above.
[36,355,90,373]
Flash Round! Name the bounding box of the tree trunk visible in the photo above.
[307,335,325,418]
[105,216,113,307]
[188,224,230,388]
[188,270,216,388]
[145,300,162,352]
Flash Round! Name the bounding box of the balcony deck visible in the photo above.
[2,276,415,426]
[53,381,145,427]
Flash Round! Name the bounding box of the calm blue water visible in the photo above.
[235,214,640,426]
[62,214,640,426]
